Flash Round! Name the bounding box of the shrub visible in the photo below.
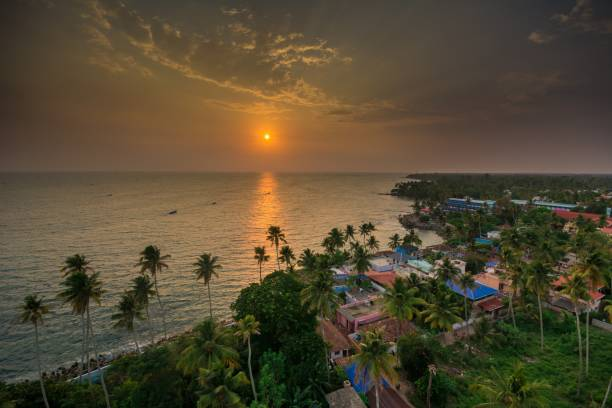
[415,371,456,407]
[398,333,439,381]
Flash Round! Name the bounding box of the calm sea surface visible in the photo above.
[0,173,441,380]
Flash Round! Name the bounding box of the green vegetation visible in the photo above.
[392,173,612,214]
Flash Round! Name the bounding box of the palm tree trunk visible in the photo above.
[601,376,612,408]
[509,291,516,329]
[537,294,544,351]
[320,314,329,372]
[275,244,280,271]
[145,305,155,347]
[247,337,257,401]
[586,308,590,376]
[85,306,92,385]
[132,330,141,354]
[375,383,380,408]
[87,320,111,408]
[34,323,50,408]
[427,370,433,408]
[575,305,583,397]
[207,282,213,319]
[153,275,168,339]
[259,263,262,283]
[79,313,85,383]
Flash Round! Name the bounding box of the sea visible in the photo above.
[0,172,441,381]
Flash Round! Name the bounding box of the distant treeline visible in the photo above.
[392,173,612,212]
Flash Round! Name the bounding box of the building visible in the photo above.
[366,271,397,290]
[434,259,466,275]
[531,201,577,212]
[369,256,396,272]
[318,319,353,361]
[337,299,386,333]
[326,386,367,408]
[446,198,496,212]
[551,275,605,312]
[446,279,498,301]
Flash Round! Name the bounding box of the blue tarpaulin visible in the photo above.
[344,363,390,394]
[446,279,497,301]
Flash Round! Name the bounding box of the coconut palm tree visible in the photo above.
[435,258,460,283]
[61,254,93,277]
[130,275,156,345]
[405,229,422,248]
[177,319,239,375]
[87,317,111,408]
[298,248,317,273]
[266,225,286,271]
[301,269,340,368]
[352,244,372,276]
[279,245,296,272]
[326,228,345,252]
[194,253,222,319]
[111,292,144,353]
[422,293,462,333]
[253,246,269,283]
[575,250,608,376]
[382,278,425,361]
[457,272,476,331]
[19,295,50,408]
[57,270,103,384]
[526,260,553,351]
[345,224,356,243]
[388,233,401,250]
[367,235,380,252]
[470,362,550,407]
[136,245,170,339]
[359,223,371,244]
[561,271,589,395]
[499,247,519,329]
[197,365,249,408]
[234,315,260,401]
[354,328,398,408]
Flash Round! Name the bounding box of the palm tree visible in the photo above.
[470,362,550,407]
[266,225,286,271]
[457,272,476,335]
[561,271,589,395]
[235,315,260,401]
[352,244,372,275]
[575,250,608,376]
[130,275,156,345]
[345,224,356,243]
[58,270,103,384]
[19,295,50,408]
[86,316,111,408]
[326,228,345,252]
[136,245,170,339]
[301,269,340,368]
[177,319,239,375]
[526,261,553,351]
[435,258,460,283]
[359,222,375,244]
[354,328,398,408]
[61,254,93,277]
[426,364,437,408]
[382,278,425,362]
[197,365,249,408]
[253,246,269,283]
[388,233,401,250]
[405,229,422,248]
[298,248,317,272]
[367,235,380,252]
[194,253,222,319]
[111,292,144,353]
[423,293,462,333]
[279,245,296,272]
[499,247,519,329]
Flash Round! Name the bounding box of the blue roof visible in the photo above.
[474,238,493,246]
[446,279,497,301]
[532,201,577,209]
[344,363,390,394]
[485,261,498,267]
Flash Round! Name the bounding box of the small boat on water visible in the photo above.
[168,209,178,215]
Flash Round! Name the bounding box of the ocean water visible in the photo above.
[0,172,441,381]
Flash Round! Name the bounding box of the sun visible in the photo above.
[263,133,271,141]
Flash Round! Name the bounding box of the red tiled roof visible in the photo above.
[477,297,503,312]
[600,226,612,235]
[318,320,352,352]
[366,271,397,287]
[553,210,607,224]
[553,275,605,302]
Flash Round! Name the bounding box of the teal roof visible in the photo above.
[407,259,433,273]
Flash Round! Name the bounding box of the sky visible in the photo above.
[1,0,612,173]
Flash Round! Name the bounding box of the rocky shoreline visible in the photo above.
[398,213,446,233]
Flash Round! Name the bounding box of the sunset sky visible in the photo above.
[2,0,612,172]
